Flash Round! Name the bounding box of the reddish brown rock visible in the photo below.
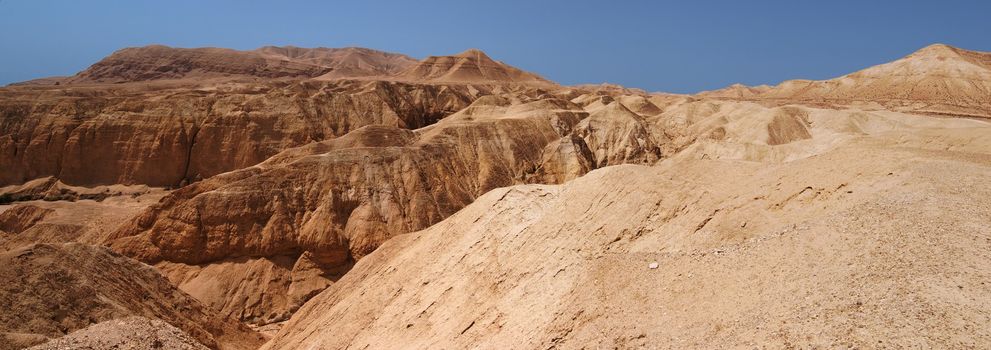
[0,243,264,350]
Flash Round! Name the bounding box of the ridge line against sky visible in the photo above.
[1,0,989,93]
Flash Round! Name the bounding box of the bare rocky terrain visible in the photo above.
[27,317,210,350]
[1,43,990,349]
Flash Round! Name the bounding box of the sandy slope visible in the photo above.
[264,108,991,349]
[0,243,264,350]
[27,317,209,350]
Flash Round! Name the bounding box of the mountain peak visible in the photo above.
[398,49,554,86]
[454,48,493,60]
[909,43,963,58]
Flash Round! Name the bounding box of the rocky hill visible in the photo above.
[398,49,555,86]
[701,44,991,118]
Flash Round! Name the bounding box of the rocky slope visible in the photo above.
[0,185,167,251]
[105,94,666,324]
[27,317,209,350]
[263,107,991,349]
[701,44,991,118]
[0,243,264,350]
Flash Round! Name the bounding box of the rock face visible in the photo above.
[701,44,991,118]
[399,49,555,86]
[263,108,991,349]
[0,243,264,350]
[0,80,475,187]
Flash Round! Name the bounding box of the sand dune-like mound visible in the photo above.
[701,44,991,118]
[264,111,991,349]
[27,317,209,350]
[0,243,263,350]
[398,49,555,86]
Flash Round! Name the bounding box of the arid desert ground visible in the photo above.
[1,43,990,349]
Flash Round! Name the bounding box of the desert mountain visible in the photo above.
[66,45,332,83]
[701,44,991,118]
[56,45,419,85]
[0,47,557,188]
[398,49,555,86]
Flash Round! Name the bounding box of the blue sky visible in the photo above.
[1,0,989,93]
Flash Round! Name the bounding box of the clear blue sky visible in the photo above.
[1,0,989,93]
